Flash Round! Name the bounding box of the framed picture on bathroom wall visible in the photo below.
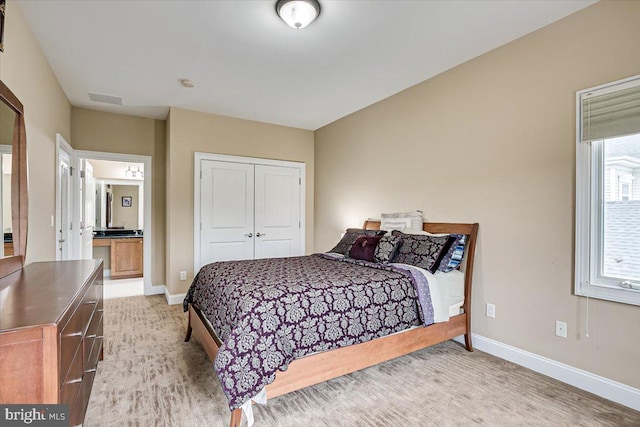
[122,196,132,207]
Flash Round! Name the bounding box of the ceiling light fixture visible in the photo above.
[276,0,320,29]
[180,79,194,88]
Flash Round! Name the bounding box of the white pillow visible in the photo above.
[380,210,423,232]
[380,218,412,231]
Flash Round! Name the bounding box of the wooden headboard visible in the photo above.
[362,220,479,329]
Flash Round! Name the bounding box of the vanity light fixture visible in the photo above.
[125,165,144,178]
[276,0,321,29]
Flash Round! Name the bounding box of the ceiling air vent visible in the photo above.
[88,92,123,105]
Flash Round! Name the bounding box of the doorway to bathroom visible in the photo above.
[55,139,159,297]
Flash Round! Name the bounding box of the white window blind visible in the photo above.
[580,83,640,143]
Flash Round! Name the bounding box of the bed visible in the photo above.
[184,220,479,427]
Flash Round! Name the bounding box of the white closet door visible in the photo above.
[200,160,254,266]
[254,164,301,259]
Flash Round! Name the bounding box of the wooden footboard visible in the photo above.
[187,303,470,427]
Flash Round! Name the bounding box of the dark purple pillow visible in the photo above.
[348,236,382,262]
[329,228,386,255]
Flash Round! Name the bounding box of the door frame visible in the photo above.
[79,159,95,260]
[55,134,74,260]
[74,150,160,296]
[193,152,306,273]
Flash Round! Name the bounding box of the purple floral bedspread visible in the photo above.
[183,254,431,410]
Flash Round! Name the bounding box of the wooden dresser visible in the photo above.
[0,260,104,426]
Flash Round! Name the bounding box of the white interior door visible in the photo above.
[80,159,95,260]
[254,165,301,259]
[199,160,254,267]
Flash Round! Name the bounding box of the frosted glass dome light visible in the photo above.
[276,0,321,29]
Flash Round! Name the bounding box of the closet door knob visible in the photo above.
[245,233,253,238]
[256,232,265,237]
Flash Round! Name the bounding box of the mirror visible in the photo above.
[0,79,28,277]
[96,182,141,230]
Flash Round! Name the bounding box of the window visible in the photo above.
[576,75,640,305]
[620,182,631,201]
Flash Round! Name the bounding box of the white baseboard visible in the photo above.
[164,289,187,305]
[454,333,640,412]
[145,284,166,296]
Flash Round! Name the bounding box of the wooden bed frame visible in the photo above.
[185,221,479,427]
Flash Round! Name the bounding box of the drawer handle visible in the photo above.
[84,300,98,305]
[66,331,82,337]
[66,378,82,385]
[85,368,97,374]
[86,334,97,339]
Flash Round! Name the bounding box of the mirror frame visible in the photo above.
[0,79,28,278]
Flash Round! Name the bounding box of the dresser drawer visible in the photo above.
[86,310,103,340]
[59,310,86,383]
[83,313,103,369]
[81,283,99,317]
[96,283,104,313]
[69,393,85,427]
[59,306,87,382]
[60,346,83,405]
[72,368,96,427]
[85,336,103,375]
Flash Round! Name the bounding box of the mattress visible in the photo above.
[393,266,465,323]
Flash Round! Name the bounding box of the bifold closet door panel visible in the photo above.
[200,160,255,265]
[254,165,301,259]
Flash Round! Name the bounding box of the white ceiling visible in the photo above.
[17,0,596,130]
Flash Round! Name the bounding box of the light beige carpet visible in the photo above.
[85,296,640,426]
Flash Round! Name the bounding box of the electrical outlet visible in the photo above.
[179,271,187,281]
[486,303,496,318]
[555,320,567,338]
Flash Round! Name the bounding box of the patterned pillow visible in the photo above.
[438,234,467,272]
[391,231,456,273]
[348,236,382,262]
[380,210,423,232]
[329,228,386,256]
[374,235,402,264]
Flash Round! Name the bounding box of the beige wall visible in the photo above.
[314,1,640,389]
[0,0,72,263]
[71,108,166,286]
[166,107,314,294]
[93,246,110,270]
